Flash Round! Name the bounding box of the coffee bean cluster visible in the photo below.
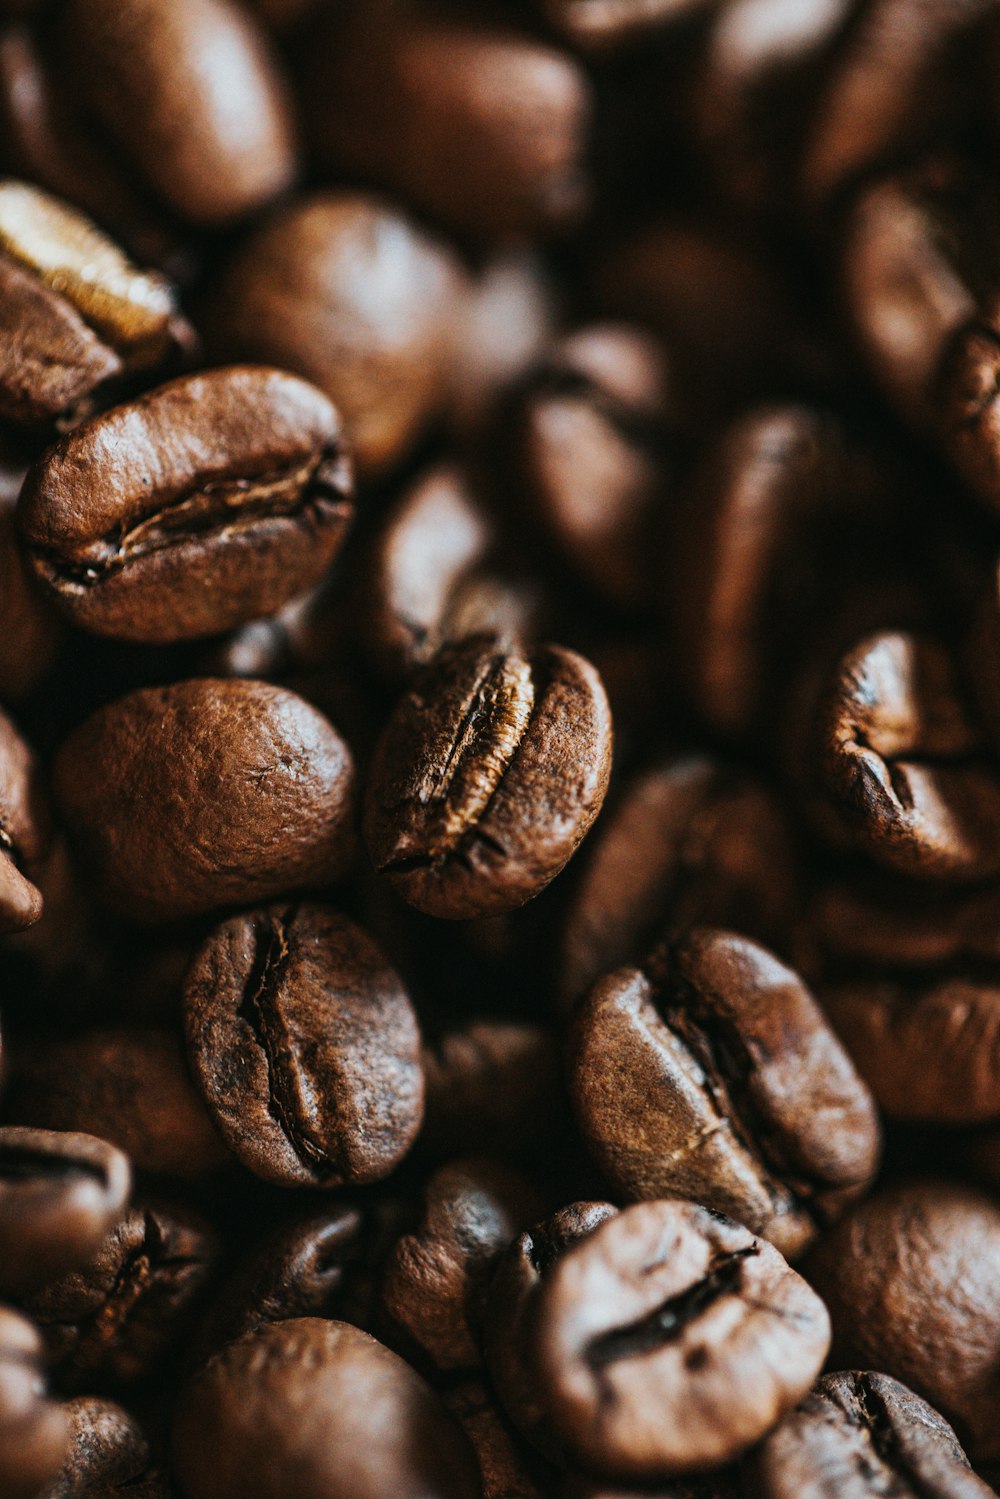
[2,1,1000,1496]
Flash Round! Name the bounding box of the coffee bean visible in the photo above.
[53,678,356,922]
[40,1395,169,1499]
[0,1306,68,1499]
[443,1378,550,1499]
[746,1370,996,1499]
[485,1202,619,1460]
[543,0,707,51]
[0,1127,130,1296]
[559,757,799,1011]
[447,250,555,438]
[20,366,353,644]
[172,1317,481,1499]
[7,1029,228,1180]
[364,638,612,919]
[571,930,880,1257]
[207,192,465,479]
[562,1472,740,1499]
[381,1158,541,1374]
[532,1199,830,1479]
[24,1201,217,1390]
[304,12,591,241]
[803,870,1000,973]
[58,0,296,226]
[0,704,49,931]
[183,902,423,1187]
[803,1181,1000,1461]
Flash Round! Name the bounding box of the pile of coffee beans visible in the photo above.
[5,0,1000,1494]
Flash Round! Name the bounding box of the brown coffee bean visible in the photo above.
[305,13,590,241]
[559,757,799,1010]
[0,704,49,931]
[53,678,356,923]
[59,0,296,226]
[420,1021,562,1163]
[0,1128,130,1296]
[562,1473,740,1499]
[444,1379,549,1499]
[20,366,353,644]
[746,1370,995,1499]
[40,1396,169,1499]
[447,250,556,438]
[183,903,423,1188]
[381,1158,541,1374]
[24,1201,217,1390]
[364,638,612,920]
[803,871,1000,973]
[517,324,671,610]
[172,1318,481,1499]
[533,1199,830,1479]
[7,1030,228,1180]
[542,0,708,51]
[570,930,880,1257]
[0,1306,68,1499]
[803,1182,1000,1461]
[485,1202,619,1460]
[207,192,465,480]
[0,180,190,427]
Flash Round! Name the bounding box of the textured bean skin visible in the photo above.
[53,678,356,922]
[20,367,353,644]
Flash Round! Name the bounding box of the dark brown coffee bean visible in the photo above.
[802,871,1000,973]
[447,250,555,438]
[59,0,296,226]
[24,1201,217,1390]
[823,973,1000,1123]
[381,1158,541,1374]
[207,192,465,479]
[746,1370,995,1499]
[53,678,356,923]
[0,180,190,427]
[559,757,799,1011]
[172,1317,481,1499]
[444,1379,550,1499]
[570,930,880,1257]
[364,638,612,919]
[0,1306,68,1499]
[533,1199,830,1479]
[305,13,590,241]
[803,1182,1000,1461]
[517,324,670,610]
[20,366,353,644]
[807,631,1000,881]
[542,0,709,51]
[183,902,423,1188]
[0,704,49,931]
[0,1128,130,1296]
[484,1202,619,1460]
[420,1021,562,1163]
[7,1030,228,1180]
[40,1396,170,1499]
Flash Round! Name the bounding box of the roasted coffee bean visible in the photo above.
[420,1021,562,1162]
[58,0,296,226]
[194,1204,367,1360]
[0,180,190,427]
[20,366,353,644]
[24,1201,217,1390]
[822,972,1000,1123]
[0,1306,68,1499]
[0,704,49,931]
[39,1396,170,1499]
[485,1202,619,1460]
[184,902,423,1188]
[533,1199,830,1479]
[0,1128,130,1296]
[562,1473,741,1499]
[53,678,355,923]
[364,638,612,919]
[804,1182,1000,1461]
[447,250,556,438]
[570,929,880,1257]
[444,1379,550,1499]
[381,1158,541,1374]
[806,631,1000,881]
[516,324,670,610]
[305,12,590,242]
[746,1369,995,1499]
[172,1317,481,1499]
[7,1030,228,1180]
[559,757,799,1010]
[542,0,709,51]
[207,192,465,479]
[365,464,537,683]
[802,871,1000,973]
